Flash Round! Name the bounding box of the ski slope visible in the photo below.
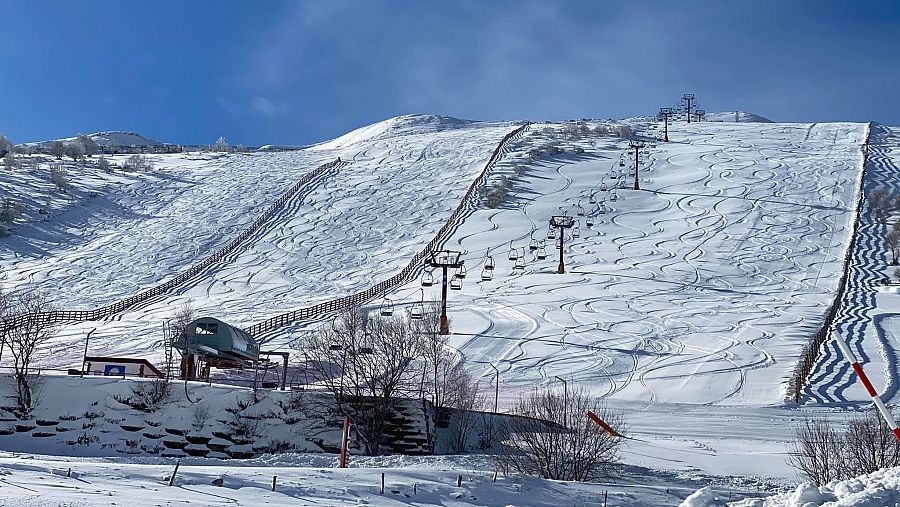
[0,115,868,408]
[374,120,866,406]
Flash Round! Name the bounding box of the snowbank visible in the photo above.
[682,466,900,506]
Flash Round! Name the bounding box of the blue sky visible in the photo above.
[1,0,898,146]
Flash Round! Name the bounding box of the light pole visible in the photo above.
[81,328,96,378]
[426,250,464,335]
[549,215,575,273]
[490,363,499,413]
[629,140,646,191]
[554,376,568,428]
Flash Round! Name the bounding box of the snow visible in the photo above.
[0,114,889,503]
[704,112,774,123]
[723,466,900,506]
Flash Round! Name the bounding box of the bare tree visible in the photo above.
[50,141,65,160]
[298,307,424,455]
[75,134,99,157]
[0,135,11,156]
[787,417,843,485]
[445,367,487,453]
[169,301,195,355]
[96,156,112,173]
[65,142,85,162]
[50,163,68,192]
[870,188,891,224]
[216,136,229,152]
[887,231,900,265]
[843,409,900,477]
[415,301,455,407]
[2,291,58,417]
[494,387,624,481]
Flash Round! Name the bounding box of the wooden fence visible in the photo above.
[787,123,872,402]
[0,157,345,334]
[245,123,530,337]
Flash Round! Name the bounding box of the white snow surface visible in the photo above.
[704,112,774,123]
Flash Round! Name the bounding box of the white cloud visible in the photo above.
[252,96,290,117]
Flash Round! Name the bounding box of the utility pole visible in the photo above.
[682,94,695,123]
[549,215,575,273]
[629,140,646,190]
[658,108,674,142]
[426,250,464,335]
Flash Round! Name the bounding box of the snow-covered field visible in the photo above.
[2,114,893,503]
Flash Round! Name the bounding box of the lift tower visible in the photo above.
[658,108,674,142]
[426,250,464,335]
[629,140,646,191]
[682,94,695,123]
[549,216,576,274]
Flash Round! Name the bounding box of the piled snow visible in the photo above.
[720,466,900,506]
[704,111,774,123]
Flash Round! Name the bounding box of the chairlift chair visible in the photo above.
[610,170,618,179]
[508,241,518,261]
[410,289,425,320]
[586,215,594,227]
[455,264,467,279]
[610,190,618,202]
[529,238,539,251]
[600,182,608,192]
[598,203,607,214]
[573,221,581,238]
[589,193,597,204]
[485,254,495,271]
[450,275,463,291]
[514,254,526,270]
[380,297,394,317]
[481,267,493,281]
[619,159,625,167]
[547,226,556,239]
[421,270,435,287]
[576,204,585,216]
[537,241,548,260]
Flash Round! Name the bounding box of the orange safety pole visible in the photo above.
[339,417,351,467]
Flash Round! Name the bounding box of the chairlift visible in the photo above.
[610,170,618,179]
[481,266,493,281]
[455,264,467,279]
[573,221,581,238]
[514,254,526,270]
[485,254,495,271]
[380,297,394,317]
[610,190,618,202]
[450,275,463,291]
[586,215,594,227]
[619,159,625,167]
[547,225,556,240]
[529,238,539,251]
[410,289,425,320]
[508,241,518,261]
[589,193,597,205]
[598,203,607,214]
[600,182,608,192]
[537,241,548,260]
[576,203,585,216]
[421,270,435,287]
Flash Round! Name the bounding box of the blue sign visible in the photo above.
[104,365,126,376]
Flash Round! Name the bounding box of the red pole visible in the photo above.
[439,266,449,334]
[339,417,351,467]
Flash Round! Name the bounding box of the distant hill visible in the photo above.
[25,131,167,148]
[704,111,773,123]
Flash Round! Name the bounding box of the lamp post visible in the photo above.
[490,363,500,413]
[426,250,464,335]
[554,376,568,428]
[549,216,576,273]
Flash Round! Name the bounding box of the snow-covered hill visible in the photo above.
[25,130,166,147]
[704,111,774,123]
